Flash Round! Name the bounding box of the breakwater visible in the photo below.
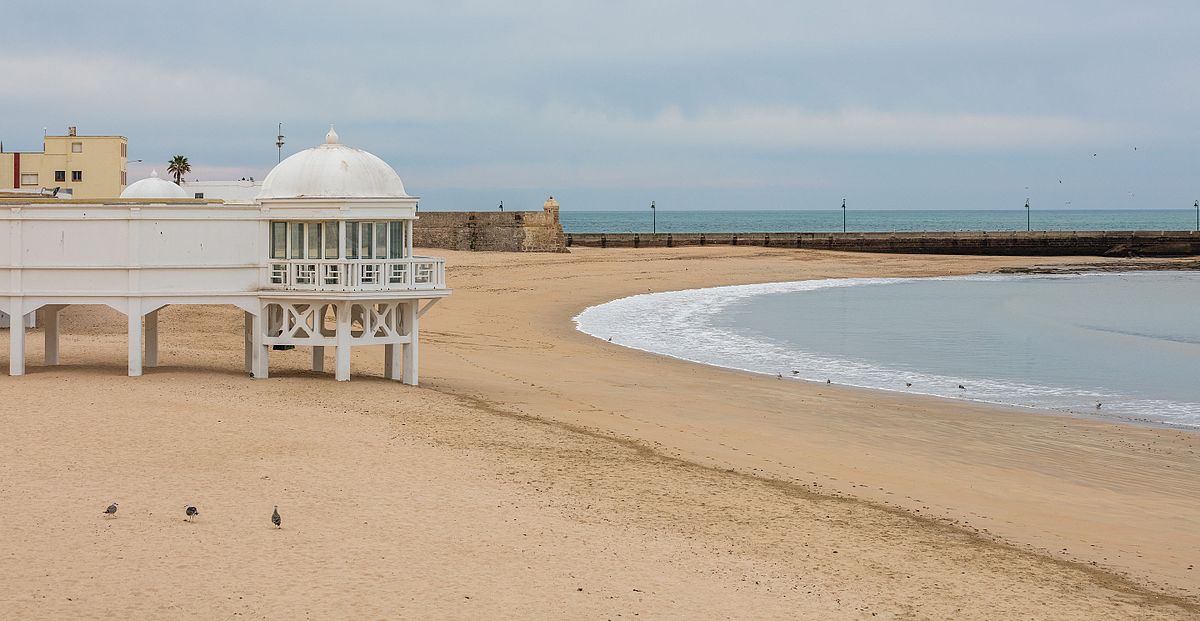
[564,230,1200,257]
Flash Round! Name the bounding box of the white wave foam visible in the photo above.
[574,274,1200,429]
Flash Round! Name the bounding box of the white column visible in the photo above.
[145,309,159,368]
[405,220,413,257]
[244,311,253,374]
[42,305,60,366]
[127,307,143,377]
[251,309,268,379]
[9,298,25,376]
[312,346,325,373]
[402,300,419,386]
[335,302,351,381]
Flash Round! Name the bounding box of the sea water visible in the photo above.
[575,272,1200,428]
[561,209,1199,233]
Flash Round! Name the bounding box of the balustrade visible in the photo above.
[266,257,445,291]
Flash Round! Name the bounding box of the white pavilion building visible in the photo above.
[0,128,449,383]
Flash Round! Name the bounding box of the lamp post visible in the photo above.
[841,198,847,233]
[651,200,656,234]
[1025,198,1031,232]
[1195,200,1198,232]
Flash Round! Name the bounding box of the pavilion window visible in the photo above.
[360,222,374,259]
[307,223,321,259]
[270,222,287,259]
[388,221,404,258]
[346,222,359,259]
[324,222,339,259]
[289,223,304,259]
[375,223,388,258]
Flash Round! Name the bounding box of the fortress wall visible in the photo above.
[413,198,567,252]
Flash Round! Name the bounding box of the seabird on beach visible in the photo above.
[272,506,281,529]
[103,503,118,517]
[905,382,912,387]
[826,379,831,384]
[792,370,800,375]
[1096,402,1102,410]
[776,373,782,379]
[185,505,199,521]
[957,384,966,390]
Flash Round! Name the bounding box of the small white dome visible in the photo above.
[257,128,407,200]
[120,169,189,199]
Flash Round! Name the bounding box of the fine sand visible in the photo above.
[0,246,1197,619]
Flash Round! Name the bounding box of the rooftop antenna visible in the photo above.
[275,122,285,163]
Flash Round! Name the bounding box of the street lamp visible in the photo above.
[1025,198,1031,232]
[841,198,847,233]
[1195,200,1198,232]
[651,200,656,234]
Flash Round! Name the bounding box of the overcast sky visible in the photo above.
[2,1,1197,211]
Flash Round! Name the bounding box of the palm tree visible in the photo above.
[167,155,191,185]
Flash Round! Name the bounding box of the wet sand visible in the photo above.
[0,247,1196,619]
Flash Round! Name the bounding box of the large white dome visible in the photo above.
[257,127,408,200]
[120,170,189,199]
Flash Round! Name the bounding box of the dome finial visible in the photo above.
[326,124,339,144]
[150,169,159,178]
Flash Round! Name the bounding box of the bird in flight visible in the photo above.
[103,503,118,517]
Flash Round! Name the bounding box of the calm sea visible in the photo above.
[561,209,1199,233]
[575,272,1200,429]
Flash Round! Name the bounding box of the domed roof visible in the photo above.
[120,170,189,199]
[257,127,408,200]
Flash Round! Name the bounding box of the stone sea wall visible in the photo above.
[564,230,1200,257]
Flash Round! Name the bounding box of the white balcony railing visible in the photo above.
[266,257,446,292]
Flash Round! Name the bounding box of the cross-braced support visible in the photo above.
[253,297,428,383]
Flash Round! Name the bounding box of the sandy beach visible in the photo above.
[1,246,1197,619]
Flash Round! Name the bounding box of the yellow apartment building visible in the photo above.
[0,127,127,198]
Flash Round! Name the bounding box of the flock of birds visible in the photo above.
[103,502,282,528]
[775,372,1104,410]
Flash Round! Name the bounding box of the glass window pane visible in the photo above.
[389,221,403,258]
[375,221,388,258]
[324,222,339,259]
[360,222,374,259]
[271,222,286,259]
[307,222,321,259]
[289,223,304,259]
[346,222,359,259]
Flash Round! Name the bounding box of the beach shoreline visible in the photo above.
[1,246,1197,619]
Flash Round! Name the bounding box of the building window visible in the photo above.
[324,222,339,259]
[19,173,38,186]
[71,171,83,182]
[71,142,83,153]
[121,143,127,157]
[270,222,287,259]
[55,171,66,182]
[194,193,204,199]
[271,221,343,260]
[389,221,404,258]
[121,171,127,185]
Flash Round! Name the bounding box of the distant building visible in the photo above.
[0,127,128,199]
[184,179,262,202]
